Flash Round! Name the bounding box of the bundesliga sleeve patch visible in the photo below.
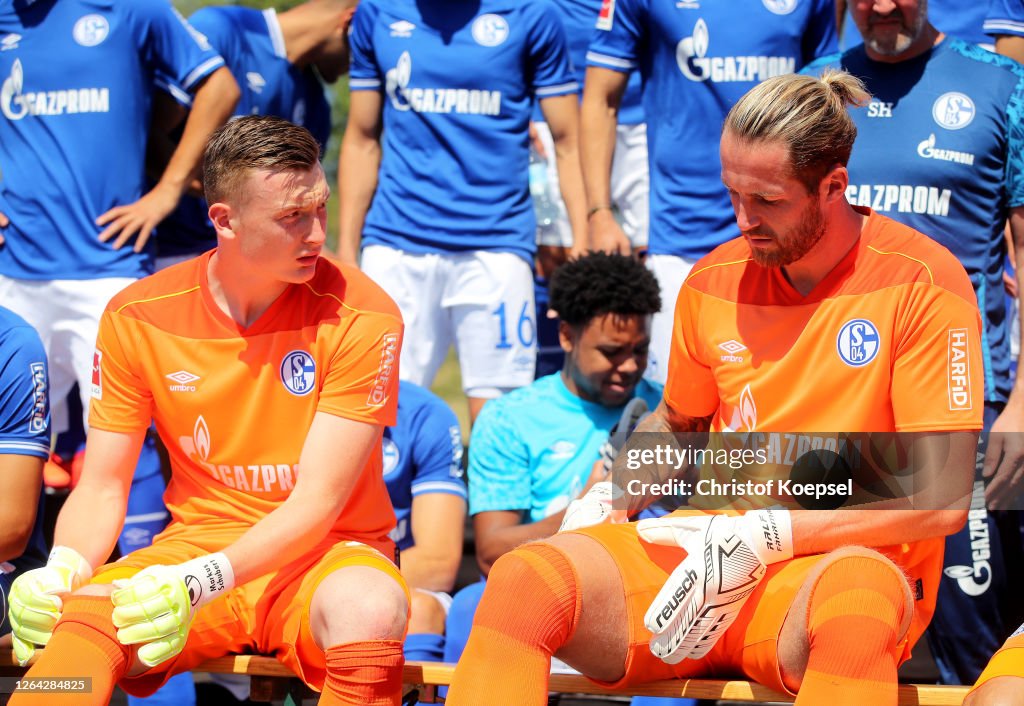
[597,0,616,30]
[91,349,102,400]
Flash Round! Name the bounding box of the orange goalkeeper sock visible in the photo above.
[446,543,581,706]
[9,595,129,706]
[320,639,404,705]
[795,554,909,706]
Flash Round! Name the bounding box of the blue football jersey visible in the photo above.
[349,0,578,263]
[155,7,333,258]
[587,0,837,260]
[805,40,1024,402]
[986,0,1024,39]
[469,374,662,522]
[0,306,50,573]
[0,0,224,280]
[383,381,466,551]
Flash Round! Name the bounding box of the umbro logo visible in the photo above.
[246,71,266,94]
[719,339,746,362]
[390,20,416,37]
[1,34,21,51]
[167,370,200,392]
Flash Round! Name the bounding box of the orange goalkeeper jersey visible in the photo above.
[89,251,403,543]
[663,207,984,650]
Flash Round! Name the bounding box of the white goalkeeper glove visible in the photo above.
[111,553,234,668]
[558,481,628,532]
[8,546,93,665]
[637,509,793,663]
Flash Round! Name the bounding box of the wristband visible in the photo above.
[177,553,235,609]
[586,205,613,220]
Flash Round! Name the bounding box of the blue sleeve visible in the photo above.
[154,7,238,107]
[349,2,383,92]
[527,1,580,98]
[801,0,840,67]
[410,399,467,499]
[799,52,843,76]
[586,0,646,73]
[467,400,531,515]
[129,0,225,93]
[1005,65,1024,208]
[0,324,49,459]
[986,0,1024,38]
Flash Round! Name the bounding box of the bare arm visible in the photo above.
[96,66,239,252]
[996,35,1024,64]
[54,428,146,569]
[221,412,383,586]
[400,493,466,592]
[0,454,43,562]
[539,94,588,256]
[581,66,630,255]
[338,90,383,267]
[985,206,1024,508]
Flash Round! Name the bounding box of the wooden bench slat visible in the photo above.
[0,650,974,705]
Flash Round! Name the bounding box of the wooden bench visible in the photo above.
[0,651,972,704]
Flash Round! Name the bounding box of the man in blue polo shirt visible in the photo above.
[804,0,1024,683]
[581,0,837,383]
[340,0,588,425]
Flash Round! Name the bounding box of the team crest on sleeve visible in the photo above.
[72,15,109,47]
[280,350,316,396]
[368,333,400,406]
[90,349,102,399]
[597,0,616,30]
[932,92,975,130]
[382,437,400,476]
[472,14,509,47]
[836,319,880,367]
[762,0,798,15]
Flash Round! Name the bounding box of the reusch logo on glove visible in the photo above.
[654,568,698,629]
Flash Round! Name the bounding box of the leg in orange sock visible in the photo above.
[318,639,404,706]
[9,595,130,706]
[446,542,581,706]
[794,553,910,706]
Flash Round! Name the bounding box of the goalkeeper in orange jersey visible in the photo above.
[445,70,984,706]
[7,116,409,706]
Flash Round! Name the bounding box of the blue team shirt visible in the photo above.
[587,0,836,259]
[986,0,1024,39]
[805,40,1024,403]
[0,0,224,280]
[155,7,333,258]
[384,382,466,551]
[0,307,50,574]
[349,0,579,263]
[469,374,662,521]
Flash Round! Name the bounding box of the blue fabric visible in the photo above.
[986,0,1024,39]
[631,698,697,706]
[349,0,578,263]
[405,632,446,662]
[587,0,836,260]
[0,0,224,279]
[155,7,332,258]
[444,580,486,665]
[128,672,195,706]
[804,39,1024,404]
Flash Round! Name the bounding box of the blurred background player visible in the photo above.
[383,381,466,665]
[151,0,357,269]
[446,70,983,706]
[804,0,1024,684]
[444,252,664,669]
[0,307,49,645]
[340,0,588,425]
[7,115,409,706]
[582,0,838,383]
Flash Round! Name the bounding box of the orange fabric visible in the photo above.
[970,633,1024,694]
[88,252,403,542]
[8,596,128,706]
[89,536,406,697]
[320,640,404,706]
[571,522,925,696]
[796,555,909,706]
[446,544,581,706]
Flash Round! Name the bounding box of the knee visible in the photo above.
[964,678,1024,706]
[811,547,913,640]
[409,589,447,635]
[310,567,409,649]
